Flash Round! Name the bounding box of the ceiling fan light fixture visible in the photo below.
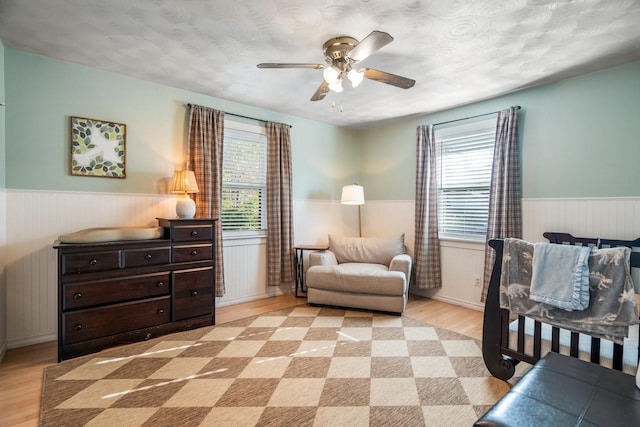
[348,69,364,88]
[257,31,415,102]
[328,78,343,93]
[323,66,340,84]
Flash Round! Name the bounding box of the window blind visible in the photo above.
[435,118,496,240]
[222,127,267,232]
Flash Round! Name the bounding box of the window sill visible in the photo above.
[222,232,267,247]
[439,237,486,251]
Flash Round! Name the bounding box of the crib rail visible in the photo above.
[482,232,640,381]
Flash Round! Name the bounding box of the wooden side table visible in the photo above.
[293,244,329,297]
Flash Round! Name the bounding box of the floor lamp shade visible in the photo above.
[341,184,365,205]
[170,170,200,219]
[341,184,365,237]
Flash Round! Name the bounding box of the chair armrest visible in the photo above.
[309,250,338,267]
[389,254,412,286]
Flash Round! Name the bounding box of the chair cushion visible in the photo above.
[328,234,405,265]
[307,263,407,296]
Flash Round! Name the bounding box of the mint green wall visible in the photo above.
[6,48,639,201]
[0,41,5,188]
[360,60,640,200]
[4,49,359,199]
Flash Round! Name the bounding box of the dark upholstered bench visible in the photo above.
[475,352,640,427]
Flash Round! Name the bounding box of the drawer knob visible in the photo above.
[190,250,198,256]
[74,324,82,331]
[157,308,165,314]
[145,254,153,261]
[191,290,198,297]
[89,258,98,265]
[73,292,83,299]
[191,230,198,236]
[156,281,165,288]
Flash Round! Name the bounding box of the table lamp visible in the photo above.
[170,170,200,218]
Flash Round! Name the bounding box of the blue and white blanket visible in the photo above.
[530,243,591,311]
[499,238,638,344]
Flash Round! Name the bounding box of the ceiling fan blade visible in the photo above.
[348,31,394,62]
[310,81,330,101]
[257,63,324,69]
[363,68,415,89]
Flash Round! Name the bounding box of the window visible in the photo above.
[221,121,267,235]
[435,117,497,241]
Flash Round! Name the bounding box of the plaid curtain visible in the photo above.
[413,125,442,289]
[481,106,522,302]
[186,105,225,297]
[266,122,295,287]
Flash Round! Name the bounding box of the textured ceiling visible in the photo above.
[1,0,639,129]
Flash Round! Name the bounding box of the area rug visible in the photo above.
[40,306,524,426]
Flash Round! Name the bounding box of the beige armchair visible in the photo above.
[306,234,411,314]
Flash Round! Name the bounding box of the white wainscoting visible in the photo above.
[216,237,270,306]
[362,200,415,254]
[430,240,487,310]
[522,198,640,241]
[4,190,176,348]
[2,193,354,348]
[5,191,640,348]
[0,189,7,359]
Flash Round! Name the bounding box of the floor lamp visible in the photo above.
[341,184,365,237]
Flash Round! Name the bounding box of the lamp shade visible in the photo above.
[170,170,200,194]
[341,184,365,205]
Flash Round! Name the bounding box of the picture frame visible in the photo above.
[70,116,126,178]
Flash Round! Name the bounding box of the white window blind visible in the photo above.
[222,124,267,234]
[435,117,497,240]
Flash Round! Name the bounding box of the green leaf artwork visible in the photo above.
[70,116,126,178]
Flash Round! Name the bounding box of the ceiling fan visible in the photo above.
[257,30,416,101]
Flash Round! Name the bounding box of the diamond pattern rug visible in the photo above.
[40,306,523,426]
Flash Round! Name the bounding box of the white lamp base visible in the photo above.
[175,194,196,219]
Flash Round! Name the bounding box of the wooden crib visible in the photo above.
[482,232,640,380]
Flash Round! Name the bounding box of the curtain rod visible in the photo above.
[186,103,291,128]
[434,105,521,127]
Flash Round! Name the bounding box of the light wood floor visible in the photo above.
[0,294,483,427]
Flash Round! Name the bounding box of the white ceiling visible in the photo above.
[1,0,639,130]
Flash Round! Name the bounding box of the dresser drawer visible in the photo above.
[173,267,213,321]
[123,246,171,268]
[62,250,121,275]
[171,225,213,242]
[63,272,171,310]
[63,297,171,344]
[173,244,213,263]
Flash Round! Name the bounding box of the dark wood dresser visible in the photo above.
[54,218,216,361]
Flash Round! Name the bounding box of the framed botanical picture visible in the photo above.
[70,116,126,178]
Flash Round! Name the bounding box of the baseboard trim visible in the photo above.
[411,289,485,312]
[430,294,485,312]
[8,332,57,349]
[0,340,7,363]
[216,288,289,308]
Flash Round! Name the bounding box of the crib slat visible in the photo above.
[570,332,579,357]
[613,343,623,371]
[533,320,542,360]
[517,316,525,353]
[590,337,601,364]
[551,327,560,353]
